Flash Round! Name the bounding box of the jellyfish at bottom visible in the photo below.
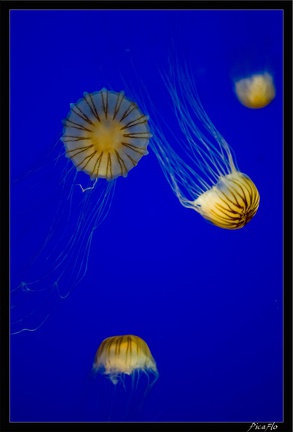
[11,89,151,334]
[90,335,159,420]
[148,61,260,229]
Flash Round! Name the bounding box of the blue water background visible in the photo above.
[10,9,283,422]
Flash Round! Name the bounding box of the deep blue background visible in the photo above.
[10,9,283,423]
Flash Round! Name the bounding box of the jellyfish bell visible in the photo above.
[230,38,277,109]
[193,171,260,230]
[93,334,159,387]
[148,60,260,230]
[234,72,276,109]
[61,88,151,180]
[11,89,151,335]
[91,335,159,420]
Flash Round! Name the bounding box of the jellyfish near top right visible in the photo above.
[234,72,276,109]
[232,40,276,109]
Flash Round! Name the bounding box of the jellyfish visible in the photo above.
[93,334,159,386]
[91,335,159,420]
[147,60,260,229]
[230,39,276,109]
[61,89,151,180]
[11,89,151,334]
[234,72,276,109]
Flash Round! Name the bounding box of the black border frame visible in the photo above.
[1,1,292,431]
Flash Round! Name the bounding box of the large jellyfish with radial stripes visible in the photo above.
[62,89,151,181]
[11,89,151,334]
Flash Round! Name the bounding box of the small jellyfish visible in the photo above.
[11,90,151,334]
[91,335,159,420]
[93,334,159,387]
[234,72,276,108]
[148,60,260,229]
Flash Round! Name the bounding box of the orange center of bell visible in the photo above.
[90,119,123,153]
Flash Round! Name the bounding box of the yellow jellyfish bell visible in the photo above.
[61,88,151,179]
[93,335,159,387]
[149,61,260,230]
[235,72,276,109]
[193,171,260,229]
